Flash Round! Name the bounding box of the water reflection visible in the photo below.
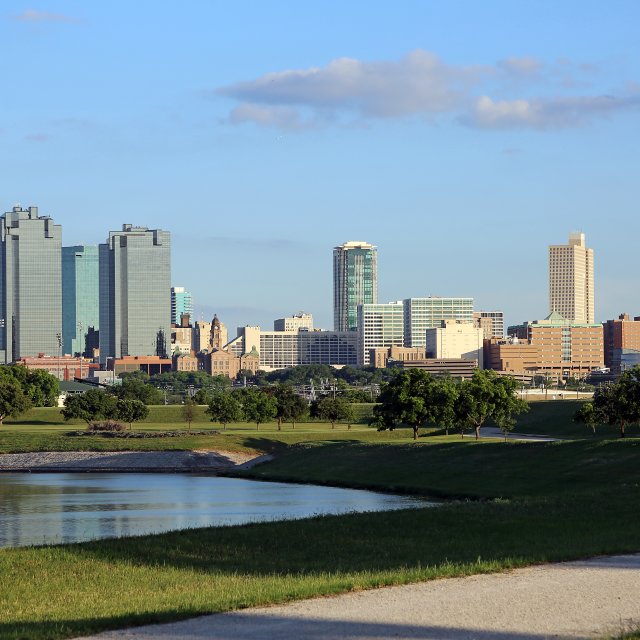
[0,473,436,548]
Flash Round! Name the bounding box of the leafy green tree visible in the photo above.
[206,393,243,430]
[455,369,528,440]
[372,369,437,440]
[62,389,117,425]
[271,385,308,430]
[0,377,32,424]
[315,396,354,430]
[575,368,640,438]
[181,399,198,433]
[240,388,278,430]
[110,376,164,405]
[113,398,149,430]
[431,376,460,436]
[0,365,59,407]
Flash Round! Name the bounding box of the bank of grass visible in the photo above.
[2,482,640,640]
[244,438,640,499]
[3,401,639,638]
[0,401,595,454]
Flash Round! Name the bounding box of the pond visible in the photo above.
[0,473,437,548]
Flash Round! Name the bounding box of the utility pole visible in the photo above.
[56,332,62,381]
[77,321,84,380]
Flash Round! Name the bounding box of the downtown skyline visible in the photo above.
[2,1,639,331]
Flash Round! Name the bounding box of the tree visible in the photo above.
[455,369,528,440]
[181,399,197,433]
[0,365,59,407]
[372,369,437,440]
[315,396,354,430]
[110,376,163,405]
[271,385,308,430]
[113,398,149,430]
[430,376,459,436]
[0,377,32,424]
[241,388,278,430]
[62,389,117,425]
[206,393,243,430]
[574,368,640,438]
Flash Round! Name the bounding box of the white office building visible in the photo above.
[403,297,474,348]
[357,301,405,366]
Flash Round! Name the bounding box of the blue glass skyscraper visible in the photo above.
[62,245,99,356]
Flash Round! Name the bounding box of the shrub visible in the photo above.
[87,420,125,432]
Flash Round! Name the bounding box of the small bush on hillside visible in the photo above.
[88,420,125,432]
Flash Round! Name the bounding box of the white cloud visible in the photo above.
[218,49,484,124]
[215,49,640,132]
[465,93,640,129]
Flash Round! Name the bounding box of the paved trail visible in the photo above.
[78,553,640,639]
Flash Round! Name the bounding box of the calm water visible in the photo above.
[0,473,435,548]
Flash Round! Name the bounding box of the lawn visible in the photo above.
[2,401,639,639]
[0,400,601,454]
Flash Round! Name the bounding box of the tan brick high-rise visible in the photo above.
[549,232,594,324]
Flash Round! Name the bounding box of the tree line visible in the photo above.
[205,386,355,430]
[575,365,640,437]
[372,368,529,440]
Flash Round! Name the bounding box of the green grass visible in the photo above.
[0,400,602,455]
[2,402,640,638]
[2,484,640,640]
[244,438,640,499]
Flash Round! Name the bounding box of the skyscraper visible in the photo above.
[0,205,62,363]
[171,286,192,325]
[99,225,171,363]
[549,232,594,324]
[62,245,99,356]
[333,241,377,332]
[403,297,474,348]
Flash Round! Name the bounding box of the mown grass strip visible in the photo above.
[2,487,640,640]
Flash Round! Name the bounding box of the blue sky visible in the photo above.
[2,1,639,333]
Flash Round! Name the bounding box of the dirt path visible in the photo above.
[76,553,640,639]
[0,450,272,472]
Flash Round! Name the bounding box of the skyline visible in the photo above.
[2,1,639,331]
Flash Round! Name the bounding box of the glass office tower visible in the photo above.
[333,241,377,332]
[99,225,171,363]
[0,205,62,363]
[62,246,99,356]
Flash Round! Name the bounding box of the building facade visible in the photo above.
[549,232,595,324]
[426,320,484,367]
[403,297,474,348]
[357,301,404,366]
[473,311,504,339]
[62,245,99,357]
[274,312,313,332]
[0,205,62,363]
[170,286,192,326]
[99,225,171,364]
[603,313,640,374]
[333,241,377,332]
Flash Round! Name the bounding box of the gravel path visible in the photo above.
[0,450,272,472]
[77,553,640,640]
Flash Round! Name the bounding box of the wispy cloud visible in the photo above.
[217,50,485,129]
[12,9,82,24]
[464,93,640,130]
[215,49,638,132]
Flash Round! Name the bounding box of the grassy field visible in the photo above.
[0,400,610,454]
[2,401,640,638]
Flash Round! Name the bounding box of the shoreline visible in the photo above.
[0,450,273,473]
